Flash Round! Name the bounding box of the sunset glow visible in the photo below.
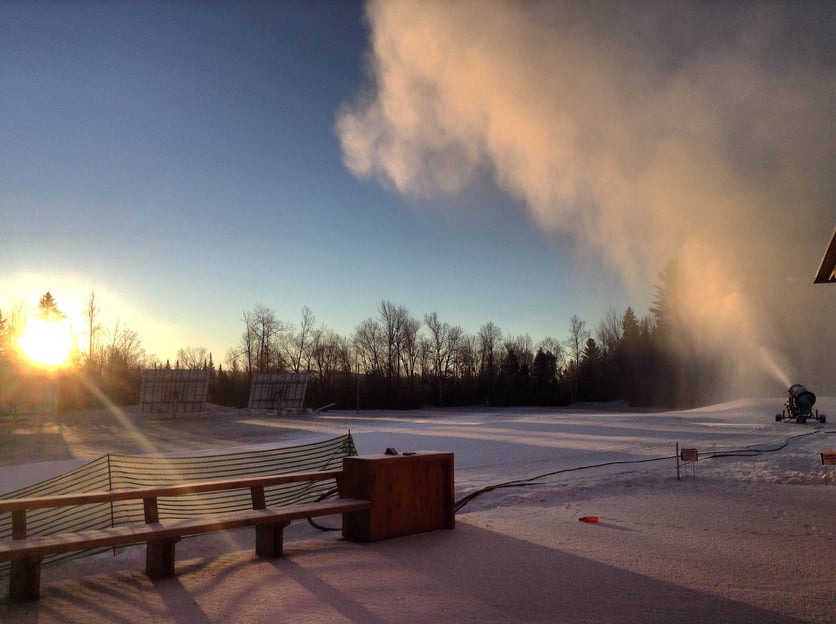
[16,315,76,370]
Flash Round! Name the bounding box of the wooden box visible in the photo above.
[341,451,455,542]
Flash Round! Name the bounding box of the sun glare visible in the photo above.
[17,315,76,370]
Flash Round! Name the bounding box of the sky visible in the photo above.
[1,1,834,393]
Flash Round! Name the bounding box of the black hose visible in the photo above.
[703,428,820,458]
[455,454,676,512]
[307,487,342,531]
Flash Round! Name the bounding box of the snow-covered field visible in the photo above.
[284,398,836,622]
[311,397,836,501]
[1,397,834,623]
[393,398,836,623]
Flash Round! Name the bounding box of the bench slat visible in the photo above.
[0,469,343,512]
[0,498,371,561]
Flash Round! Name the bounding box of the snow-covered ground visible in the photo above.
[307,398,836,622]
[326,397,836,494]
[1,397,834,622]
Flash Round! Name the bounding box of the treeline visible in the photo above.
[210,302,661,410]
[1,265,722,412]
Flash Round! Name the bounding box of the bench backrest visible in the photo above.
[0,434,358,575]
[821,451,836,466]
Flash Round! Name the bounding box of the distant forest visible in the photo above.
[0,265,726,412]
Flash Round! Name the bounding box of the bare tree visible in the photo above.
[418,335,433,383]
[284,306,317,373]
[311,330,351,381]
[84,290,102,370]
[447,325,464,371]
[176,345,209,370]
[505,334,534,371]
[565,316,589,367]
[425,312,464,405]
[478,321,502,403]
[225,346,242,374]
[537,337,564,371]
[425,312,446,379]
[378,300,410,381]
[239,304,288,374]
[105,320,146,370]
[478,321,502,376]
[456,333,478,383]
[399,315,421,380]
[595,306,622,357]
[4,301,25,342]
[565,315,589,401]
[353,317,384,376]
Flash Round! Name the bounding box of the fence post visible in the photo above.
[107,453,118,555]
[676,442,680,481]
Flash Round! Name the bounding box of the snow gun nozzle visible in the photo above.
[788,384,816,411]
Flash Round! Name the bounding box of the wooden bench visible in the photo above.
[0,469,371,602]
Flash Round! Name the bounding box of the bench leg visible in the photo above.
[9,556,42,602]
[146,537,180,579]
[255,521,290,558]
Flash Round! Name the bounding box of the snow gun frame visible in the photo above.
[775,384,826,424]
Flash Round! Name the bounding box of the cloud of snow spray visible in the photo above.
[338,1,836,400]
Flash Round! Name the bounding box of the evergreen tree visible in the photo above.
[579,338,604,400]
[531,348,559,404]
[649,261,679,339]
[37,291,63,319]
[621,307,640,343]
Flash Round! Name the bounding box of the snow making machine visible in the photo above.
[776,384,826,424]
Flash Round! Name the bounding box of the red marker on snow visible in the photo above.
[578,516,599,523]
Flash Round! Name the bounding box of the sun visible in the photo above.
[16,314,76,370]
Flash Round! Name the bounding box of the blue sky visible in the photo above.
[2,1,833,391]
[0,1,630,363]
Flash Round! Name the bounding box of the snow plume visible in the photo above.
[338,1,836,398]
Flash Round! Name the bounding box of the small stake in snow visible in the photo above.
[579,516,599,523]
